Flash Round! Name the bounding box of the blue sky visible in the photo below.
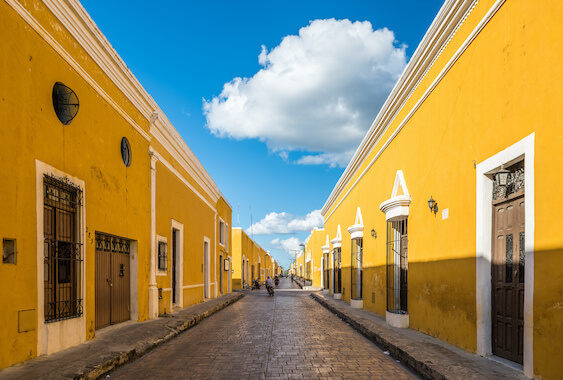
[80,0,443,269]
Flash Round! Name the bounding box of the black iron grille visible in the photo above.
[44,175,83,322]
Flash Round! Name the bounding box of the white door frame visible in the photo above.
[35,160,86,356]
[475,133,534,376]
[203,236,211,299]
[170,219,184,309]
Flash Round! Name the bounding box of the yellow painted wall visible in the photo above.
[323,0,563,377]
[231,228,269,287]
[154,161,216,314]
[0,0,232,370]
[304,228,325,287]
[216,197,232,296]
[0,0,151,368]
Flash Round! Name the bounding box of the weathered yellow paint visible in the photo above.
[322,0,563,377]
[0,0,232,370]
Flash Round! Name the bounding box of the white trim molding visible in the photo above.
[155,235,168,276]
[170,219,184,309]
[148,152,158,319]
[203,236,211,299]
[218,217,226,247]
[35,160,86,356]
[182,284,204,289]
[379,170,412,221]
[322,0,508,222]
[347,207,364,239]
[41,0,229,206]
[321,234,330,254]
[475,133,534,377]
[331,225,342,249]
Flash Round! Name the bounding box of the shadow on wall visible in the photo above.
[333,248,563,368]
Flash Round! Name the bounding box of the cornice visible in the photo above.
[5,0,151,141]
[150,121,221,203]
[322,0,480,218]
[38,0,228,207]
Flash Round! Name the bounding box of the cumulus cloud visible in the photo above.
[246,209,324,235]
[269,237,302,253]
[203,19,407,167]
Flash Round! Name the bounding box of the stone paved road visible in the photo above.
[109,278,419,379]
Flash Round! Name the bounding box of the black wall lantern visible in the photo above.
[428,195,438,214]
[495,164,510,187]
[52,82,79,125]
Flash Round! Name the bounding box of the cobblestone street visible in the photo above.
[109,278,418,379]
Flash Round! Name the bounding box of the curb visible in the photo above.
[310,293,443,380]
[292,279,304,289]
[85,293,245,380]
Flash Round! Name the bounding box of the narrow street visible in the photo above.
[108,278,419,379]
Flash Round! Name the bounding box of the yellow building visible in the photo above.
[302,228,325,288]
[321,0,562,378]
[0,0,232,370]
[231,228,271,288]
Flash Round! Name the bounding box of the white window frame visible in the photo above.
[225,222,229,252]
[35,160,86,356]
[218,217,225,247]
[156,235,167,275]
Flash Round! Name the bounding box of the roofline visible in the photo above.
[321,0,479,218]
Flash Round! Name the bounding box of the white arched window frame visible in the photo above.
[379,170,411,328]
[330,225,342,299]
[348,207,364,308]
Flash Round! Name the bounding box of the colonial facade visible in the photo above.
[0,0,232,369]
[301,228,325,288]
[231,228,277,288]
[321,0,562,378]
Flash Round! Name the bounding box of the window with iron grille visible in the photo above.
[158,241,167,271]
[323,251,330,289]
[351,238,363,300]
[43,175,83,322]
[333,247,342,294]
[386,218,408,313]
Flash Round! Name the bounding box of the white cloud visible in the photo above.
[246,209,324,235]
[203,19,407,167]
[269,237,302,253]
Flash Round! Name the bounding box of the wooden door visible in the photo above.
[492,194,525,364]
[172,230,177,304]
[219,254,224,294]
[110,238,130,325]
[95,234,130,330]
[95,236,111,329]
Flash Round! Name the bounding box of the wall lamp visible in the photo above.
[371,229,377,238]
[495,164,510,187]
[428,195,438,214]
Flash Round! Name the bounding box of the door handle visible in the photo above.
[107,278,113,287]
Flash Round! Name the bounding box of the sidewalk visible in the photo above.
[311,292,528,380]
[0,292,244,380]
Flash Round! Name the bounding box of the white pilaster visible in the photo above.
[149,150,159,319]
